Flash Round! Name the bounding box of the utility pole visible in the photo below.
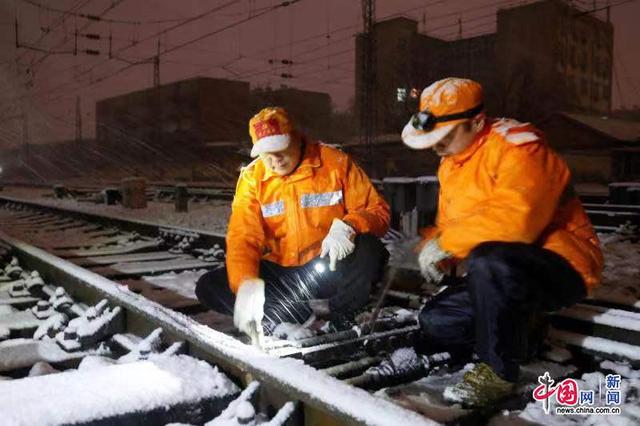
[153,39,160,87]
[75,96,82,144]
[14,17,19,48]
[360,0,376,177]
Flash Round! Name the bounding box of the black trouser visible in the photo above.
[195,234,388,326]
[418,242,586,382]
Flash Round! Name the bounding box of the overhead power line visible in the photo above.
[574,0,637,16]
[25,0,127,72]
[7,1,496,103]
[33,0,242,90]
[90,0,304,85]
[20,0,200,25]
[16,0,94,63]
[13,0,506,103]
[8,0,304,104]
[10,0,636,108]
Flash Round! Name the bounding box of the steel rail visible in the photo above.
[0,230,437,426]
[0,195,226,248]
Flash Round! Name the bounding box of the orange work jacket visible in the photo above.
[422,118,603,291]
[226,140,390,292]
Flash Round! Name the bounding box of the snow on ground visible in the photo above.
[0,354,239,426]
[508,365,640,425]
[77,355,117,371]
[0,305,15,315]
[0,323,8,339]
[558,305,640,332]
[0,338,111,372]
[28,361,59,377]
[141,269,208,300]
[205,382,262,426]
[600,360,640,380]
[2,187,640,424]
[1,186,231,234]
[591,228,640,308]
[0,233,438,426]
[271,322,316,340]
[489,227,640,425]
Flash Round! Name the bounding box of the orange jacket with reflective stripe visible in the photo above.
[422,118,603,291]
[226,140,390,293]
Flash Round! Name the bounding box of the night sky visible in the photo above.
[0,0,638,146]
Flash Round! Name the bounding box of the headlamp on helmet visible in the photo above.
[410,103,484,132]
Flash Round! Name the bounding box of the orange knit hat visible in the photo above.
[248,107,294,158]
[402,78,484,149]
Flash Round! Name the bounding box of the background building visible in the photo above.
[356,17,498,136]
[356,0,614,136]
[540,112,640,182]
[350,0,623,184]
[96,77,250,149]
[496,0,613,118]
[21,78,335,184]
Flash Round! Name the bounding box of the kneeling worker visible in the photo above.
[196,107,390,341]
[401,78,603,406]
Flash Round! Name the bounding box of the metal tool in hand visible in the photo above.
[365,235,418,336]
[247,320,265,351]
[364,264,399,336]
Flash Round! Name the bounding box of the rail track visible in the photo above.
[1,182,234,204]
[0,195,639,425]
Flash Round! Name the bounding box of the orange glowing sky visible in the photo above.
[0,0,638,145]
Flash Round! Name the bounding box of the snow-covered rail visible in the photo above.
[0,194,227,248]
[2,195,640,424]
[583,203,640,231]
[0,232,438,426]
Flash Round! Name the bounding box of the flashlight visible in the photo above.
[314,260,326,274]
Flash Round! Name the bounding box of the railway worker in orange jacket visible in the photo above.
[399,78,603,407]
[195,107,390,339]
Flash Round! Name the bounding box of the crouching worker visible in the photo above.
[196,107,390,340]
[401,78,603,406]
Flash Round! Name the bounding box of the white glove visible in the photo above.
[233,278,265,336]
[320,219,356,271]
[418,239,450,284]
